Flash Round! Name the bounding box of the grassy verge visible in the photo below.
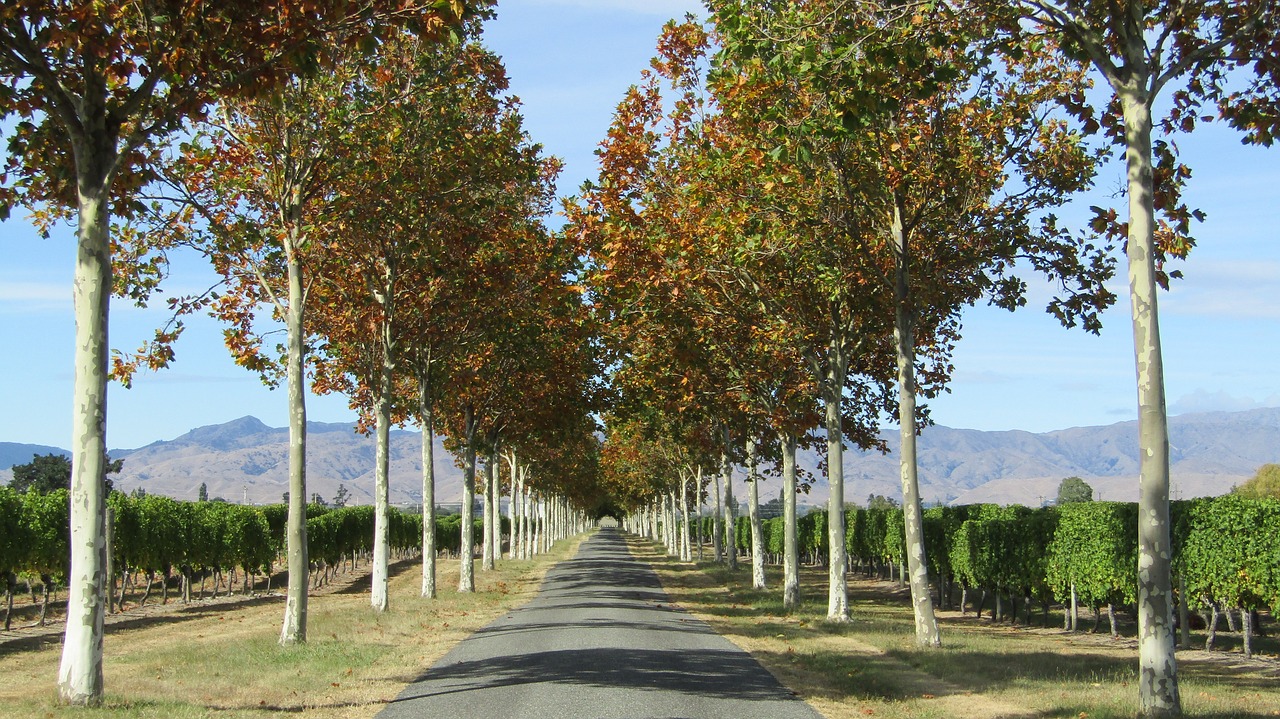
[0,533,590,719]
[632,538,1280,719]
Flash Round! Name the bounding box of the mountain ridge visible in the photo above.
[3,408,1276,508]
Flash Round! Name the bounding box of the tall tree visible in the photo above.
[1002,3,1278,713]
[712,0,1113,641]
[0,2,470,701]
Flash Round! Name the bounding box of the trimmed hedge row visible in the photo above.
[698,497,1280,617]
[0,487,494,600]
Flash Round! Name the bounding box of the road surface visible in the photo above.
[378,528,822,719]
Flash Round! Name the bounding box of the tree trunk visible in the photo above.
[780,431,800,610]
[140,572,154,608]
[419,364,437,599]
[680,470,692,561]
[823,369,850,622]
[722,425,737,571]
[746,437,765,590]
[279,244,309,645]
[1071,583,1079,631]
[482,454,495,572]
[491,448,501,565]
[371,310,394,613]
[1109,603,1119,638]
[696,470,704,562]
[58,168,111,705]
[890,207,941,647]
[1120,81,1181,717]
[458,406,477,593]
[3,572,14,631]
[505,452,518,561]
[1205,602,1219,651]
[1241,607,1253,659]
[711,460,723,563]
[1177,574,1190,649]
[105,507,115,615]
[39,576,52,626]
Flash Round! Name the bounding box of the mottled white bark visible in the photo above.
[279,241,309,645]
[891,205,941,648]
[746,438,766,590]
[370,306,394,612]
[505,451,518,561]
[58,182,110,705]
[420,384,437,598]
[482,453,495,572]
[1121,86,1180,717]
[679,469,692,561]
[780,431,800,610]
[824,366,849,622]
[722,426,737,571]
[458,406,477,593]
[711,467,723,563]
[491,448,501,563]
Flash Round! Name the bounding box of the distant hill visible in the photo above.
[106,416,464,506]
[4,408,1277,508]
[778,406,1280,507]
[1,442,70,469]
[0,442,71,487]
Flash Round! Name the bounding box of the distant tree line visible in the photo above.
[0,487,504,630]
[688,493,1279,658]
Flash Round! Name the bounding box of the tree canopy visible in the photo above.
[1056,476,1095,504]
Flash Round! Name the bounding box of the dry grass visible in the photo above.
[634,538,1280,719]
[0,534,589,719]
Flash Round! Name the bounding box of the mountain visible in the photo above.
[4,408,1277,507]
[0,442,72,487]
[1,442,71,469]
[106,416,464,506]
[775,406,1280,507]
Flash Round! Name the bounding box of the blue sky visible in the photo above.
[1,0,1277,451]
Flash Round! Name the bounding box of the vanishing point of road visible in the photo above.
[378,528,822,719]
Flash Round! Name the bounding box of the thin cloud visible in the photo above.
[1162,259,1280,319]
[0,280,69,312]
[1169,388,1280,415]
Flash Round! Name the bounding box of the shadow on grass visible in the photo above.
[638,536,1280,718]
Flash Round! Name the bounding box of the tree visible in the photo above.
[333,484,351,508]
[712,0,1112,649]
[1233,464,1280,500]
[10,454,121,494]
[1001,3,1280,713]
[1057,476,1094,504]
[0,1,474,702]
[197,483,209,502]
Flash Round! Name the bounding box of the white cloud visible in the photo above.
[0,280,70,312]
[1169,388,1280,415]
[1162,259,1280,320]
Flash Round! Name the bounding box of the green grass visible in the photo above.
[0,536,590,719]
[638,539,1280,719]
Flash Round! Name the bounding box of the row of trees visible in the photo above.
[647,496,1280,658]
[0,487,558,629]
[2,2,607,705]
[593,3,1278,715]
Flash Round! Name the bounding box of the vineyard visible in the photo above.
[0,486,496,629]
[678,496,1280,655]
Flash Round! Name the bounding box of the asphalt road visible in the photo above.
[377,528,822,719]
